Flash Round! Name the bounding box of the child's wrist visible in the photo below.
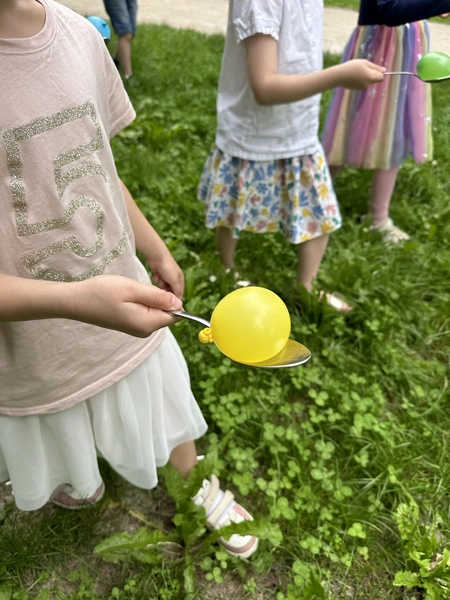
[325,64,345,89]
[13,279,80,322]
[144,247,171,270]
[42,280,80,321]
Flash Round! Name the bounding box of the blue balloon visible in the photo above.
[86,16,111,41]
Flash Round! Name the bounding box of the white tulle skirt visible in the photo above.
[0,330,208,511]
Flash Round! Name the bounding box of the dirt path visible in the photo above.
[58,0,450,55]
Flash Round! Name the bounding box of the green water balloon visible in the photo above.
[417,51,450,82]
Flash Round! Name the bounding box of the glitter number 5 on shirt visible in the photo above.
[3,101,128,282]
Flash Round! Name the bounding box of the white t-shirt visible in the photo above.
[216,0,324,161]
[0,0,165,416]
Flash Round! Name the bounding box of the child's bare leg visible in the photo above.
[215,226,238,269]
[297,234,329,292]
[370,167,400,226]
[169,440,198,479]
[297,235,351,311]
[115,33,133,78]
[328,165,342,181]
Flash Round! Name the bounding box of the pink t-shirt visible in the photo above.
[0,0,165,416]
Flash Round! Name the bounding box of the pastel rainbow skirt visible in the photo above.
[322,22,432,169]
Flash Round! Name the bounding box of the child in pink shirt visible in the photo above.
[0,0,257,559]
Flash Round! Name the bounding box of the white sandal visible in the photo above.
[209,270,251,287]
[192,475,259,559]
[52,482,105,510]
[368,218,410,244]
[225,268,252,288]
[319,291,353,313]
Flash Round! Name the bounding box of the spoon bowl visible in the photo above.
[241,339,311,368]
[385,51,450,83]
[169,310,311,369]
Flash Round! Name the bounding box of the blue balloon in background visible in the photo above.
[86,16,111,41]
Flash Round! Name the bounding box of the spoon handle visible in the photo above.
[168,310,211,328]
[384,71,417,77]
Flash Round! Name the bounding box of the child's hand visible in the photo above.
[441,13,450,17]
[72,275,183,338]
[336,59,385,90]
[146,251,185,298]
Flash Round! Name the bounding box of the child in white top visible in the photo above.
[0,0,257,559]
[198,0,385,310]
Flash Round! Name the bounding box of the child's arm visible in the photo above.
[245,34,385,106]
[0,274,182,337]
[120,180,184,298]
[377,0,450,26]
[0,182,186,337]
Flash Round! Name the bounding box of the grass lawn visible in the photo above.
[2,23,450,600]
[324,0,359,10]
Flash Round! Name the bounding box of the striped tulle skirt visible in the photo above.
[322,21,432,169]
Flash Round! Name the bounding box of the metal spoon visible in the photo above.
[384,72,450,83]
[169,310,311,369]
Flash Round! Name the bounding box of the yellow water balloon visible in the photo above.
[199,287,291,364]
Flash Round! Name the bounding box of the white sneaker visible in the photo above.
[369,218,410,244]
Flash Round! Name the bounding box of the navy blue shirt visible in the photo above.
[359,0,450,26]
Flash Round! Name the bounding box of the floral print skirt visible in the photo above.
[197,145,342,244]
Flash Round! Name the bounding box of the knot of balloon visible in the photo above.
[198,328,214,344]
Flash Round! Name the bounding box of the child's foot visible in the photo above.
[319,291,353,313]
[52,482,105,510]
[225,267,251,288]
[192,475,259,558]
[123,74,139,88]
[209,267,252,288]
[369,218,410,244]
